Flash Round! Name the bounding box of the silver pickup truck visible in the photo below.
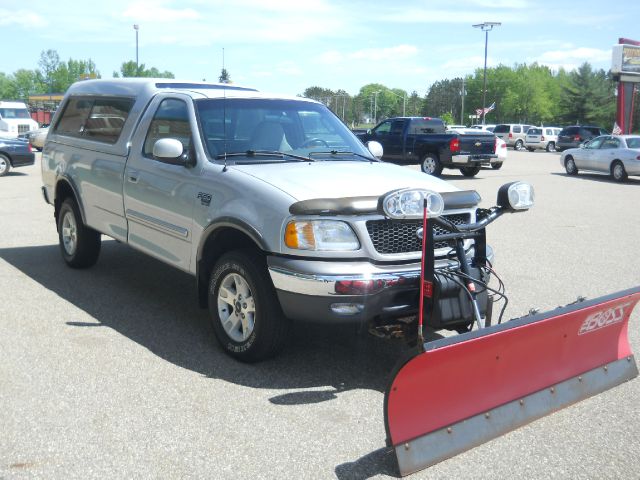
[41,79,491,362]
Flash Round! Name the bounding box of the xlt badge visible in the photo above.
[197,192,212,206]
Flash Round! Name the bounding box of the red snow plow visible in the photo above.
[382,182,639,476]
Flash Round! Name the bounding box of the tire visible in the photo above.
[611,161,627,182]
[208,249,289,362]
[564,156,578,176]
[514,140,524,151]
[460,166,480,177]
[526,147,535,152]
[0,154,10,177]
[555,147,564,153]
[57,198,101,268]
[491,162,503,170]
[420,153,443,176]
[546,142,556,152]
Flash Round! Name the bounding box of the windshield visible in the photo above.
[0,108,31,119]
[195,98,372,162]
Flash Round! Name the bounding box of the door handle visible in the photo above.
[128,170,140,183]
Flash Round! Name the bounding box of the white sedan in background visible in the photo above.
[560,135,640,182]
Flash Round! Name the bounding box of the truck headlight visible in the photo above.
[497,181,534,211]
[381,188,444,219]
[285,220,360,251]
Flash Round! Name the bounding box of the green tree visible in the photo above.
[0,72,19,99]
[114,61,174,78]
[12,69,43,100]
[559,63,615,126]
[38,49,61,93]
[219,68,231,83]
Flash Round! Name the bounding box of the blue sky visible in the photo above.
[2,0,638,96]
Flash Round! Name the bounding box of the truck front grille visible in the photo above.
[18,124,31,134]
[366,214,471,254]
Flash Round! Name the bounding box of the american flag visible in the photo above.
[612,122,622,135]
[475,102,496,116]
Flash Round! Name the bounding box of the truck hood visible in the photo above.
[230,161,459,201]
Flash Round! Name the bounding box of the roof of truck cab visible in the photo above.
[64,78,317,103]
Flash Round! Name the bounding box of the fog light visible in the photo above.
[330,303,364,316]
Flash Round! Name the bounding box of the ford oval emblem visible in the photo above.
[475,141,482,147]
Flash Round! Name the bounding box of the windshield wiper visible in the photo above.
[216,150,313,162]
[308,150,379,162]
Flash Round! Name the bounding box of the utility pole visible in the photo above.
[461,77,465,125]
[133,24,139,75]
[472,22,501,125]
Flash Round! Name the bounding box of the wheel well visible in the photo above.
[0,151,13,165]
[197,227,263,308]
[54,181,76,226]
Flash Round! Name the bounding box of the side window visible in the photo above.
[390,120,405,135]
[587,137,604,149]
[83,98,133,143]
[54,98,93,137]
[513,125,521,134]
[601,137,620,149]
[373,120,392,135]
[144,99,192,157]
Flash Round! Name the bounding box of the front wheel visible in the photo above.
[564,156,578,175]
[460,166,480,177]
[491,162,503,170]
[0,154,10,177]
[611,161,627,182]
[514,140,524,151]
[420,153,443,176]
[57,198,101,268]
[208,250,290,362]
[546,142,556,152]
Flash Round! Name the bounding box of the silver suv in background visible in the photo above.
[493,124,533,150]
[525,127,561,152]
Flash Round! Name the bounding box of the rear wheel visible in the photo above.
[514,140,524,151]
[0,154,10,177]
[527,147,535,152]
[491,162,503,170]
[420,153,443,176]
[57,198,101,268]
[564,156,578,175]
[546,142,556,152]
[611,161,627,182]
[460,166,480,177]
[208,249,289,362]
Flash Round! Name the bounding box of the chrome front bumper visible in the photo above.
[267,246,494,322]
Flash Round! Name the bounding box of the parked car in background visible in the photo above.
[493,123,533,150]
[447,127,506,169]
[469,124,496,132]
[525,126,561,152]
[20,126,49,150]
[357,117,497,176]
[0,137,35,176]
[560,135,640,182]
[556,125,608,152]
[0,101,39,138]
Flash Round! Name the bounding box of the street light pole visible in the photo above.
[133,24,139,75]
[472,22,500,125]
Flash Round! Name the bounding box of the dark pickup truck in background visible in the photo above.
[356,117,498,177]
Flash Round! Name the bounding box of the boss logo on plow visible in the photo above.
[578,302,632,335]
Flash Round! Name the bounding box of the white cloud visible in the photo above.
[537,47,610,64]
[0,9,47,28]
[319,45,419,64]
[122,1,201,22]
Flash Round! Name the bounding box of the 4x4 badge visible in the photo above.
[197,192,212,206]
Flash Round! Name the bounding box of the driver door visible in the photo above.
[123,95,200,272]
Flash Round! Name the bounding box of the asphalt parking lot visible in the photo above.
[1,150,639,479]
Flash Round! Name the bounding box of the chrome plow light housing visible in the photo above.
[498,181,534,211]
[381,188,444,220]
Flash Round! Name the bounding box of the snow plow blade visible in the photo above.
[384,286,640,477]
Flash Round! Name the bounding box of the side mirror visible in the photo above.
[153,138,195,167]
[497,181,534,212]
[366,140,383,159]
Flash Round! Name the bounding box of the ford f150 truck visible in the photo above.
[356,117,498,177]
[41,79,496,362]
